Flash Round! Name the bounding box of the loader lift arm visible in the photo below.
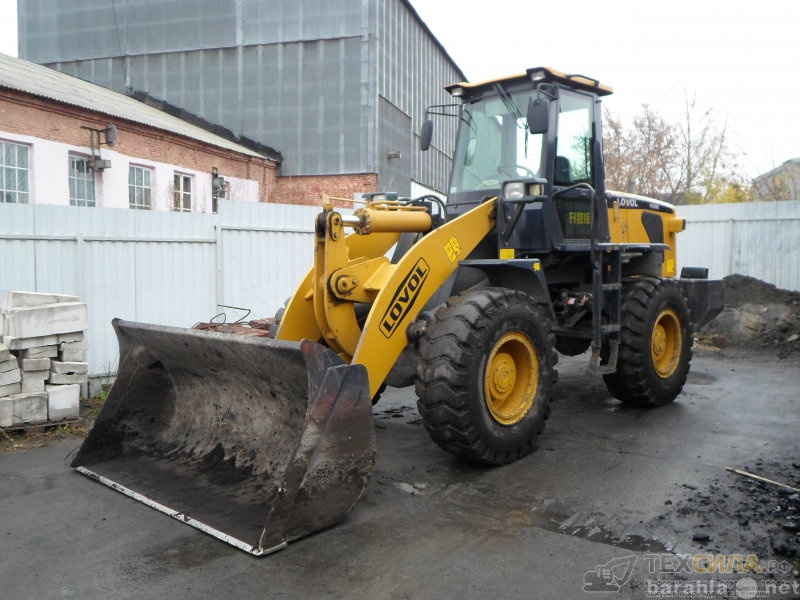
[277,196,498,398]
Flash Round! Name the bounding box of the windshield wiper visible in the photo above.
[493,84,525,128]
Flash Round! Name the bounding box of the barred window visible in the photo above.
[173,173,192,212]
[0,141,30,204]
[129,166,152,210]
[69,155,96,207]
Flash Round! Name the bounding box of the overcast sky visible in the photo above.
[1,0,797,176]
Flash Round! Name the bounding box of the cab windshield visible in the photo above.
[449,90,545,195]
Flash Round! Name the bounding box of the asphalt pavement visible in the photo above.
[1,349,799,599]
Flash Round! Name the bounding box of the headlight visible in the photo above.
[503,181,525,201]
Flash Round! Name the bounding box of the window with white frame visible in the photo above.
[129,165,153,210]
[0,140,30,204]
[173,172,192,212]
[68,155,96,207]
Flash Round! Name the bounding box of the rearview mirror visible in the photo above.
[527,97,550,134]
[420,119,433,151]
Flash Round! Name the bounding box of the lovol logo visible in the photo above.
[380,258,430,338]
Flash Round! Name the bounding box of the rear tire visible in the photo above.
[603,278,692,407]
[415,288,557,465]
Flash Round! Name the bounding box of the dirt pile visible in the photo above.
[696,275,800,358]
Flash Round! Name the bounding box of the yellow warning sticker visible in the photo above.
[445,237,462,263]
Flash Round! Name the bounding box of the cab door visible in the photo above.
[552,90,603,244]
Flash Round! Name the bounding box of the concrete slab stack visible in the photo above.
[1,291,89,427]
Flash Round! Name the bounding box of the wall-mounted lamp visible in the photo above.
[211,167,227,213]
[81,124,118,171]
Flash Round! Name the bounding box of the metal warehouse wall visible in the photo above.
[375,0,464,195]
[678,201,800,293]
[19,0,464,194]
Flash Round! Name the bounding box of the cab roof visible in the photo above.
[445,67,613,98]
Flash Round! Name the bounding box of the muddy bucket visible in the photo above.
[72,319,375,556]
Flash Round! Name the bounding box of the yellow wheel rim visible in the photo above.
[651,308,682,378]
[484,332,538,426]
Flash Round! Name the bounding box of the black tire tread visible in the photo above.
[603,277,692,407]
[415,288,557,465]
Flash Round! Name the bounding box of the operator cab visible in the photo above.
[422,67,613,257]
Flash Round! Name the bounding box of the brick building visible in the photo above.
[0,53,280,212]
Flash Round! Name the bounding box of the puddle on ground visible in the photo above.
[534,509,669,553]
[424,478,670,553]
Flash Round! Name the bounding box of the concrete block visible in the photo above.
[4,335,60,351]
[50,361,89,374]
[0,357,19,373]
[48,372,88,385]
[2,290,80,310]
[0,314,5,336]
[60,350,86,362]
[87,377,104,399]
[60,340,89,351]
[21,357,51,371]
[21,379,45,393]
[46,384,80,420]
[5,302,89,339]
[21,345,59,359]
[0,382,22,397]
[0,397,11,427]
[58,332,85,343]
[0,368,21,386]
[0,344,10,362]
[10,392,48,424]
[21,369,49,382]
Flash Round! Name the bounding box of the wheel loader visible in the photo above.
[72,67,723,556]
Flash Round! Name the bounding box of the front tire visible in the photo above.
[415,288,557,465]
[603,278,692,407]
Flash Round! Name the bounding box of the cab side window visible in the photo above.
[555,91,593,186]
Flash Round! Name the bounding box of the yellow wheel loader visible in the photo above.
[73,67,723,555]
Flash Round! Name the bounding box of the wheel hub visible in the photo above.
[651,308,682,378]
[484,332,538,426]
[488,352,516,399]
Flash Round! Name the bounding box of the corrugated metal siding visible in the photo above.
[678,201,800,292]
[21,0,239,61]
[377,97,412,194]
[241,0,364,45]
[375,0,462,194]
[22,0,368,62]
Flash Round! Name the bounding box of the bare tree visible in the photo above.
[603,105,681,199]
[603,98,751,204]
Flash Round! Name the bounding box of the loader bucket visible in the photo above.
[72,319,375,556]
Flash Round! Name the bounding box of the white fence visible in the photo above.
[1,200,324,376]
[2,199,799,376]
[677,201,800,293]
